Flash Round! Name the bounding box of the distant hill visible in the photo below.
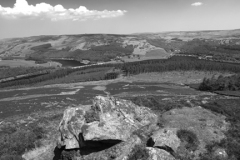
[135,29,240,39]
[0,29,240,63]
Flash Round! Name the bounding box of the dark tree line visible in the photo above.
[0,68,73,88]
[0,64,120,88]
[121,56,240,75]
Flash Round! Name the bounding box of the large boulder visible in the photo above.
[58,96,158,150]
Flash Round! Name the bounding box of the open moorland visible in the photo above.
[0,30,240,160]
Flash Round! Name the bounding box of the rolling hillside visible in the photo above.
[0,29,240,63]
[0,34,168,62]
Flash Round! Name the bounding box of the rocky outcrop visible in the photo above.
[56,96,229,160]
[58,96,158,150]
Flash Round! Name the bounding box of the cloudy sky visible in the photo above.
[0,0,240,38]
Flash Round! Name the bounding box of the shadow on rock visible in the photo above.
[80,139,122,155]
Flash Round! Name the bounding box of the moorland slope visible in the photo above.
[1,29,240,63]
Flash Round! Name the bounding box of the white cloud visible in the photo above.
[0,0,127,21]
[191,2,203,6]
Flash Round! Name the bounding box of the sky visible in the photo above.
[0,0,240,39]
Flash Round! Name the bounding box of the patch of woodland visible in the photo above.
[199,74,240,91]
[121,56,240,75]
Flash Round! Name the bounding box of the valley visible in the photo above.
[0,30,240,160]
[1,0,240,158]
